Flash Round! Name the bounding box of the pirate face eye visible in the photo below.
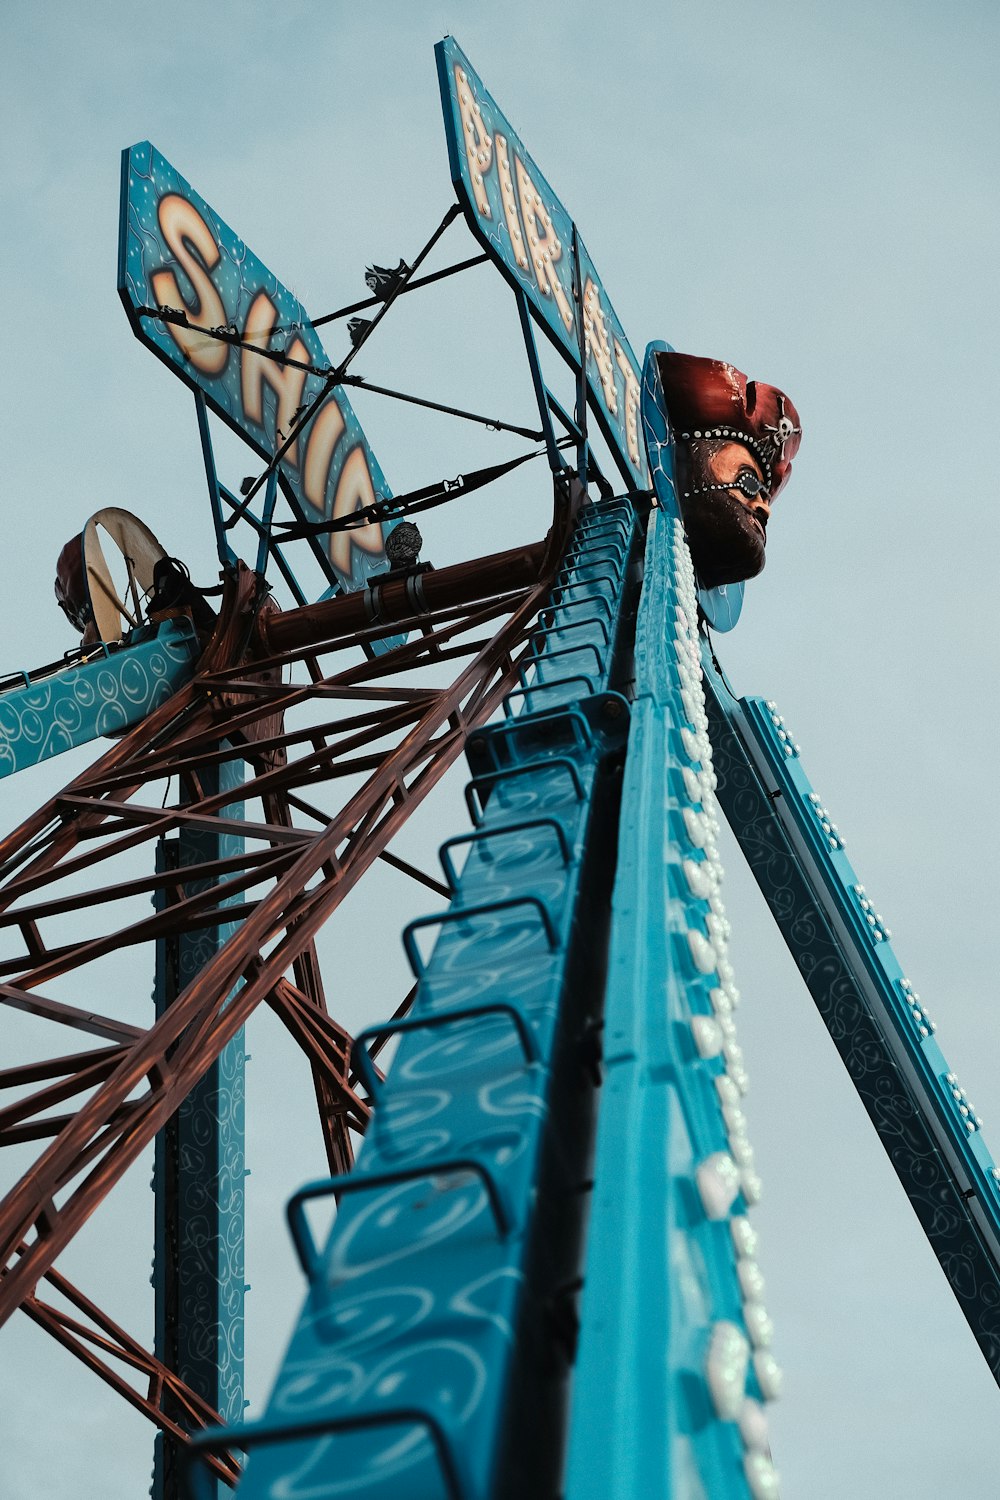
[733,468,765,499]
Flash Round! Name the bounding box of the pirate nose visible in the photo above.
[749,500,770,529]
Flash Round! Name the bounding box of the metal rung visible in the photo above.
[558,551,625,579]
[402,896,559,977]
[575,501,632,521]
[526,616,610,652]
[468,706,596,769]
[566,522,629,546]
[570,523,630,549]
[183,1407,465,1500]
[572,509,632,534]
[439,817,572,887]
[549,571,620,602]
[562,541,627,568]
[574,505,633,529]
[464,757,586,826]
[502,675,599,717]
[539,593,614,630]
[564,532,627,557]
[287,1158,513,1277]
[353,1001,540,1098]
[519,642,605,688]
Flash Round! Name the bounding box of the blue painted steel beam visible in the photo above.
[701,656,1000,1382]
[153,760,247,1500]
[183,495,641,1500]
[0,620,200,780]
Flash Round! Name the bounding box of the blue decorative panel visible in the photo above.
[119,143,400,597]
[436,38,649,490]
[566,506,779,1500]
[0,620,199,779]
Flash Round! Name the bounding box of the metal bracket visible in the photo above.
[402,896,560,977]
[352,1001,541,1100]
[438,817,572,887]
[182,1405,465,1500]
[502,677,600,716]
[286,1158,514,1277]
[519,642,606,687]
[464,757,586,826]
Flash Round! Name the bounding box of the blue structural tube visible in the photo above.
[153,760,247,1500]
[0,620,200,779]
[184,495,640,1500]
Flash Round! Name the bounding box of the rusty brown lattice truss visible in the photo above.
[0,476,576,1468]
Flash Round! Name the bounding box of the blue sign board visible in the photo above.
[118,142,396,596]
[436,38,648,489]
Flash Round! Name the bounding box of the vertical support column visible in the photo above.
[152,758,246,1500]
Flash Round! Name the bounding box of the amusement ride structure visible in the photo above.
[2,37,1000,1500]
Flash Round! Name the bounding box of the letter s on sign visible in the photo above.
[150,195,229,376]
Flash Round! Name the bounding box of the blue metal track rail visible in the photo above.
[185,495,643,1500]
[565,512,781,1500]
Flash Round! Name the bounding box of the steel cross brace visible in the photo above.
[0,492,575,1354]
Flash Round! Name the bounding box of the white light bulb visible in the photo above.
[744,1301,773,1348]
[741,1168,763,1204]
[731,1215,758,1258]
[691,1014,724,1059]
[688,928,718,976]
[683,809,709,849]
[684,859,714,900]
[744,1451,781,1500]
[738,1258,766,1302]
[697,1152,740,1219]
[706,1321,750,1422]
[739,1397,770,1453]
[753,1350,783,1401]
[716,1074,740,1107]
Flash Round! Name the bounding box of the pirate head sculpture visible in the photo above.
[656,352,802,588]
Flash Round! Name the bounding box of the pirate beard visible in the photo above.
[678,484,767,588]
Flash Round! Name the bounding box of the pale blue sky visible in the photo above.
[1,3,999,1496]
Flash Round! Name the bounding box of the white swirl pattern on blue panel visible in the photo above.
[0,621,198,777]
